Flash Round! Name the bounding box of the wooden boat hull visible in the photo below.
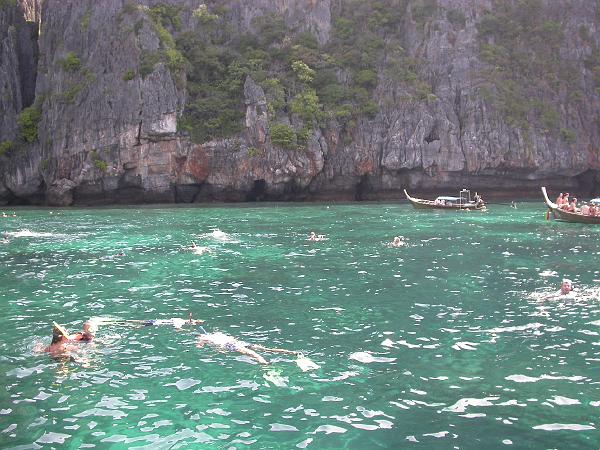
[541,187,600,224]
[404,189,485,210]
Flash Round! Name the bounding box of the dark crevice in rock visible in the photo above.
[282,179,306,200]
[355,174,372,201]
[424,123,439,143]
[17,20,38,108]
[175,184,202,203]
[135,121,142,146]
[576,170,600,197]
[453,87,467,170]
[246,179,266,201]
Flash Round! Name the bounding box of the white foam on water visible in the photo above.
[168,378,201,391]
[381,338,395,347]
[263,372,288,387]
[313,424,347,434]
[443,396,499,413]
[506,374,586,383]
[397,340,421,349]
[296,438,313,448]
[452,341,478,351]
[4,229,57,238]
[423,431,449,438]
[207,229,233,241]
[349,351,396,363]
[351,423,379,430]
[532,423,595,431]
[270,423,298,432]
[481,322,544,333]
[547,396,580,406]
[6,364,47,379]
[36,432,71,444]
[296,355,320,372]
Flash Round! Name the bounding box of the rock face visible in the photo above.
[0,0,38,143]
[0,0,599,206]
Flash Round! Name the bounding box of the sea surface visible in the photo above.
[0,202,599,449]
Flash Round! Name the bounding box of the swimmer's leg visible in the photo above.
[249,344,299,356]
[238,346,269,364]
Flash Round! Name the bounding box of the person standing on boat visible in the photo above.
[555,193,564,205]
[560,193,570,209]
[474,192,484,207]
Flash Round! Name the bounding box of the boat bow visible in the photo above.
[541,186,558,209]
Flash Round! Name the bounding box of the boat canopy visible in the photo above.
[436,196,461,202]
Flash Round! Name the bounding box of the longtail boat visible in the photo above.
[541,187,600,224]
[404,189,486,210]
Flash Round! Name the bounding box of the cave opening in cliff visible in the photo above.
[576,170,600,197]
[246,179,267,202]
[355,175,372,201]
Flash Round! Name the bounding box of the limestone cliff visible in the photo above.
[0,0,599,205]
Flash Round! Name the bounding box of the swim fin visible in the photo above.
[296,354,320,372]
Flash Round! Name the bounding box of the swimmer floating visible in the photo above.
[196,330,320,370]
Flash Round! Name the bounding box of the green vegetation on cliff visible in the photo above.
[0,0,17,10]
[476,0,577,138]
[0,140,13,156]
[167,0,439,144]
[17,106,41,143]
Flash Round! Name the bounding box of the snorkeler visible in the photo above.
[196,331,300,365]
[187,242,211,254]
[43,322,76,358]
[542,278,576,300]
[143,312,204,329]
[71,321,98,342]
[88,313,204,329]
[109,313,205,329]
[389,236,405,247]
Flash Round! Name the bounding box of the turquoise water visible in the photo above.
[1,202,599,449]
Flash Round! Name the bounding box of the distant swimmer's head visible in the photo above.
[51,321,69,344]
[560,279,573,295]
[82,321,98,335]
